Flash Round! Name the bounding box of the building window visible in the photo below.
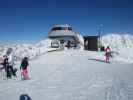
[51,27,72,31]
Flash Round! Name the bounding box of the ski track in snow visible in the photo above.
[0,50,133,100]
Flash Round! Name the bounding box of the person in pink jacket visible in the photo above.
[105,46,111,63]
[20,57,29,80]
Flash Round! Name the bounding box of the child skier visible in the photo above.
[105,46,111,63]
[20,57,29,80]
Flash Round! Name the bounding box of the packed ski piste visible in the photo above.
[0,34,133,100]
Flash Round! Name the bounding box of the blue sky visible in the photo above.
[0,0,133,42]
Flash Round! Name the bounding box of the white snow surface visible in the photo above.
[0,50,133,100]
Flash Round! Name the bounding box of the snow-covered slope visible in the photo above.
[0,50,133,100]
[102,34,133,63]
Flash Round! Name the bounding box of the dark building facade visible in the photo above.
[84,36,99,51]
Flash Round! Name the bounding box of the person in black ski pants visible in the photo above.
[7,48,17,78]
[3,55,16,79]
[3,55,10,78]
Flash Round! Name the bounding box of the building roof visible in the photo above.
[83,36,99,39]
[49,24,76,37]
[53,24,72,28]
[49,30,76,37]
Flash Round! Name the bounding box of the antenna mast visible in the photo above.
[98,24,103,51]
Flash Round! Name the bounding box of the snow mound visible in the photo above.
[75,33,84,50]
[102,34,133,63]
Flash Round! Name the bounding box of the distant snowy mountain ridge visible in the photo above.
[102,34,133,48]
[0,39,52,60]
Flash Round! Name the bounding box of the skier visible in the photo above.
[105,46,111,63]
[6,48,17,79]
[0,56,4,70]
[20,57,29,80]
[67,40,71,49]
[3,55,10,78]
[0,55,8,79]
